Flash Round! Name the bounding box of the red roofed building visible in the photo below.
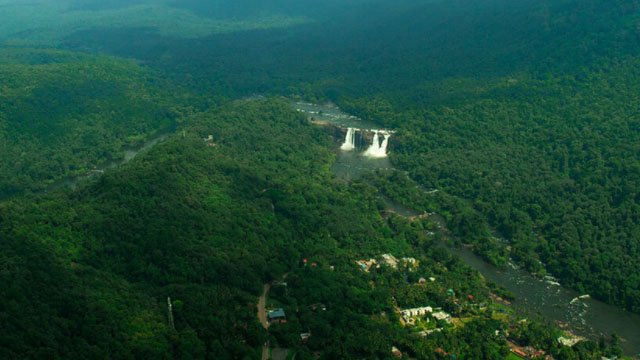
[512,348,527,358]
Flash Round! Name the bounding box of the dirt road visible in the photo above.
[258,273,288,360]
[259,282,273,360]
[258,283,272,330]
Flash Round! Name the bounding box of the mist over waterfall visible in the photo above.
[341,127,356,150]
[364,131,391,158]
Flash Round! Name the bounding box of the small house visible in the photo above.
[300,333,311,343]
[432,311,451,323]
[511,349,527,359]
[268,308,286,320]
[381,254,399,268]
[391,346,402,358]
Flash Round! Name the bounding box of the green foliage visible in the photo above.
[0,99,396,358]
[355,63,640,312]
[0,1,311,46]
[0,48,197,199]
[1,0,639,357]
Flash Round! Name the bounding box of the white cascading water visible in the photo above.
[341,127,356,150]
[364,131,390,158]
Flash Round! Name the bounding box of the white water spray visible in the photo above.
[364,130,390,158]
[341,127,356,150]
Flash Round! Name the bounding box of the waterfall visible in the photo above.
[341,127,356,150]
[380,133,390,153]
[364,131,391,158]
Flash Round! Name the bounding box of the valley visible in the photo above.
[1,0,639,359]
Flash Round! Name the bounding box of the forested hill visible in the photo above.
[0,99,417,359]
[0,48,198,199]
[0,99,374,358]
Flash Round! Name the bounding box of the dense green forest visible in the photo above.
[345,60,640,313]
[60,0,640,95]
[0,99,621,359]
[0,48,202,198]
[1,0,640,358]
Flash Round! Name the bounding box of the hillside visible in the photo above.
[0,48,195,198]
[0,99,373,358]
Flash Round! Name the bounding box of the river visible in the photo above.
[293,101,640,357]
